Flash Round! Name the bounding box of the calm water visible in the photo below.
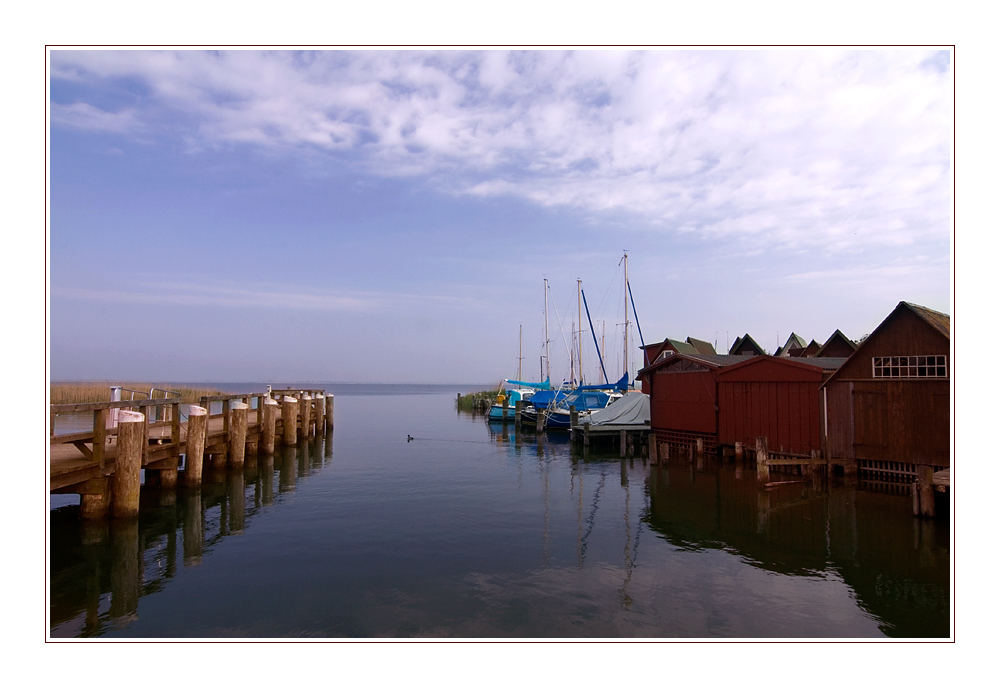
[49,386,951,638]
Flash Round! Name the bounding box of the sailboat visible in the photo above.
[539,374,629,429]
[487,378,550,422]
[541,253,646,429]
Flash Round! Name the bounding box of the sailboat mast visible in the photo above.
[544,278,550,383]
[570,319,575,386]
[577,278,583,385]
[518,324,522,381]
[623,251,629,378]
[601,321,605,379]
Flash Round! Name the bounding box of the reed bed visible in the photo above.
[50,382,226,405]
[456,390,497,412]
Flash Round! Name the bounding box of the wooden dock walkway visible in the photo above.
[50,389,333,517]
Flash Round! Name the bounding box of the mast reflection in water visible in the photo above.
[49,386,950,638]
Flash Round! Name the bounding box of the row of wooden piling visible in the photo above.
[80,392,333,521]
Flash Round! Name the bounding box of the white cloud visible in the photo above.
[49,101,143,134]
[49,49,952,252]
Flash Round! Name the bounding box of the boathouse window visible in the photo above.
[872,355,948,378]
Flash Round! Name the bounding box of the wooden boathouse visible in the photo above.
[637,352,846,456]
[821,301,951,487]
[50,389,333,520]
[639,336,717,394]
[717,355,846,455]
[638,301,950,517]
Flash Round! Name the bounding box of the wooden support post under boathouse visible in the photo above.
[50,388,332,520]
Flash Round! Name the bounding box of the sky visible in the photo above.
[47,48,953,384]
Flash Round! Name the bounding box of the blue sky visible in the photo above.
[48,49,952,384]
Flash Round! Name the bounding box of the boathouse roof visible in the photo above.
[904,301,951,339]
[815,329,858,358]
[820,301,951,389]
[775,333,808,357]
[686,337,717,355]
[729,334,767,357]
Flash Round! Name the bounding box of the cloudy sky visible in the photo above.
[48,49,952,384]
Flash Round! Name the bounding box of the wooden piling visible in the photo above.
[326,395,334,429]
[515,400,523,426]
[159,461,178,489]
[300,395,312,437]
[735,441,743,462]
[80,480,111,520]
[282,396,297,446]
[93,408,107,471]
[649,435,658,464]
[261,398,278,455]
[502,395,509,422]
[221,399,231,453]
[755,436,770,482]
[184,406,207,486]
[171,402,181,452]
[620,429,626,457]
[112,411,144,518]
[570,405,578,428]
[696,438,704,455]
[315,393,326,434]
[229,402,248,468]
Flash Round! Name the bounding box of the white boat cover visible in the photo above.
[584,391,649,428]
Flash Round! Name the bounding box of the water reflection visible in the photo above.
[50,430,335,637]
[645,461,950,637]
[51,402,950,638]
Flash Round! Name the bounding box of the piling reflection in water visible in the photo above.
[182,490,203,565]
[49,430,335,637]
[108,519,139,626]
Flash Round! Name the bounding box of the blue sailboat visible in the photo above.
[518,388,567,425]
[541,374,629,429]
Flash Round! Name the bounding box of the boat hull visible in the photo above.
[487,404,518,422]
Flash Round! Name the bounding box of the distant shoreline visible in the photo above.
[50,381,496,402]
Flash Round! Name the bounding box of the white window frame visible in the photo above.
[872,355,948,379]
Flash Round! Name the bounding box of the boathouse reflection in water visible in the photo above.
[644,461,949,637]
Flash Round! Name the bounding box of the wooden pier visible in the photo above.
[50,389,333,520]
[568,408,651,458]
